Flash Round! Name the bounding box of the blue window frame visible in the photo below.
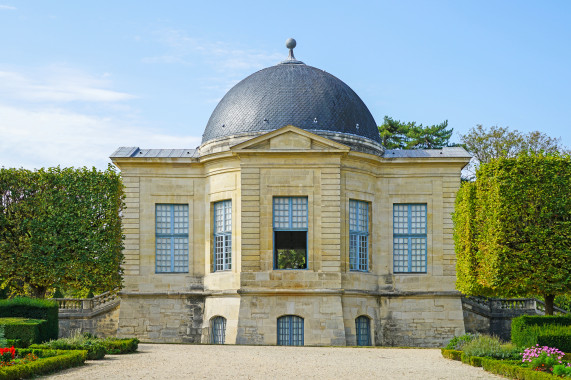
[155,204,189,273]
[277,315,304,346]
[349,200,369,272]
[213,200,232,271]
[355,315,371,346]
[273,197,308,269]
[393,204,427,273]
[211,316,226,344]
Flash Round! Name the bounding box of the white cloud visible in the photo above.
[0,68,134,103]
[143,30,283,73]
[0,105,200,170]
[0,67,200,170]
[0,5,16,10]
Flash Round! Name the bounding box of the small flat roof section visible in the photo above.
[110,147,198,158]
[384,146,471,158]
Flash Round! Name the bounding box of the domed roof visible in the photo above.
[201,40,381,150]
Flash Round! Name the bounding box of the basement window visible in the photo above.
[273,197,308,269]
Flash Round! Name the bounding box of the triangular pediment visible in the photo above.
[231,125,350,153]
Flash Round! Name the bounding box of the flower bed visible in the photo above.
[0,348,86,380]
[442,334,571,379]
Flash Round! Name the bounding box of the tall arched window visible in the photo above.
[211,316,227,344]
[355,315,371,346]
[277,315,304,346]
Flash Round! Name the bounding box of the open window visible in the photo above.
[273,197,308,269]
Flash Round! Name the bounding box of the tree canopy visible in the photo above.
[378,116,453,149]
[460,125,568,178]
[0,166,125,298]
[453,153,571,314]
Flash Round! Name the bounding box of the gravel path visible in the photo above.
[44,344,504,380]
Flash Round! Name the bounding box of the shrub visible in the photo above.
[462,335,522,360]
[0,318,47,346]
[512,315,571,347]
[441,348,462,361]
[445,333,478,350]
[553,364,571,377]
[0,349,86,379]
[101,338,139,354]
[0,298,58,342]
[536,327,571,353]
[481,357,558,380]
[30,331,106,360]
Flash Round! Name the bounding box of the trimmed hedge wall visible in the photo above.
[481,358,558,380]
[102,338,139,354]
[0,298,58,342]
[512,315,571,352]
[29,342,106,360]
[441,348,462,361]
[0,349,86,380]
[0,318,46,346]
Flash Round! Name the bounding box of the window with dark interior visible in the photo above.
[273,197,308,269]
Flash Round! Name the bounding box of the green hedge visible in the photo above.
[0,349,86,380]
[0,298,58,342]
[0,318,46,346]
[460,353,484,367]
[102,338,139,354]
[481,358,558,380]
[441,348,463,361]
[5,339,23,348]
[536,328,571,353]
[512,315,571,351]
[29,342,106,360]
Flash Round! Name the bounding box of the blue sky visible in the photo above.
[1,1,570,169]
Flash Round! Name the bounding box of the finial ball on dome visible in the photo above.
[286,38,296,49]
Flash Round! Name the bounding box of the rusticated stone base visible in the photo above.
[117,293,204,343]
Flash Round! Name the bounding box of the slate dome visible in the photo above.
[201,40,382,154]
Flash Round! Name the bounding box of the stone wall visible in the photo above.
[58,303,120,338]
[236,294,346,346]
[379,295,465,347]
[117,293,204,343]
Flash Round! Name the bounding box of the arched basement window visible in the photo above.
[211,316,227,344]
[277,315,304,346]
[355,315,371,346]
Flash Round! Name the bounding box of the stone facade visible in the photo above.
[58,303,120,338]
[111,126,470,347]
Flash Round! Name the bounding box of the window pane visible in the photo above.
[291,197,307,229]
[393,204,408,235]
[349,200,369,271]
[156,204,189,273]
[359,235,368,271]
[277,315,304,346]
[349,200,358,231]
[393,237,409,273]
[156,204,171,234]
[214,200,232,271]
[410,237,426,272]
[356,316,371,346]
[273,198,290,228]
[156,237,171,273]
[358,202,368,232]
[393,204,427,273]
[349,234,358,271]
[211,316,226,344]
